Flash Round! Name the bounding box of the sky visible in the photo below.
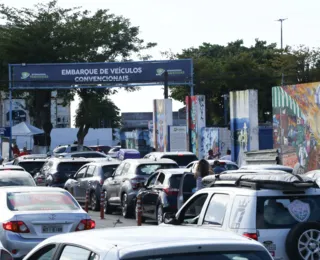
[1,0,320,125]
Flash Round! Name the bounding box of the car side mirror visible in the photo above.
[163,212,179,225]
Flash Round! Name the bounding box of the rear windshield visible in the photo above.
[212,163,238,171]
[7,191,80,211]
[162,155,198,166]
[57,162,88,173]
[0,176,35,187]
[18,161,46,175]
[257,196,320,229]
[102,165,119,178]
[71,153,106,158]
[137,164,178,176]
[125,251,271,260]
[169,175,182,189]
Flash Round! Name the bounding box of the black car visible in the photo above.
[103,159,179,218]
[40,158,93,187]
[137,168,189,225]
[13,158,48,177]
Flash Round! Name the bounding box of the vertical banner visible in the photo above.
[168,126,187,152]
[153,99,173,152]
[230,89,259,166]
[185,95,206,158]
[148,121,154,149]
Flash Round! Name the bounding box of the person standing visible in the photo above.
[194,159,211,191]
[220,149,232,161]
[206,149,220,160]
[212,160,226,174]
[12,144,20,157]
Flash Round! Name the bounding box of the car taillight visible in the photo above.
[3,221,30,233]
[76,219,96,231]
[243,232,258,240]
[0,249,13,260]
[99,179,104,185]
[163,187,179,196]
[131,177,145,190]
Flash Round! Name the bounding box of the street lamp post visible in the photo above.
[276,18,287,86]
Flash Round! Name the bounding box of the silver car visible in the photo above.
[0,186,95,259]
[23,226,273,260]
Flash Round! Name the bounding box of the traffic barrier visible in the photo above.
[136,194,142,226]
[100,190,105,220]
[84,189,89,213]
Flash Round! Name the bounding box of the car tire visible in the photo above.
[90,191,100,211]
[156,204,164,225]
[121,193,131,218]
[104,191,114,214]
[285,222,320,260]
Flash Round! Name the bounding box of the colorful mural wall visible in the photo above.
[230,90,259,166]
[153,99,172,152]
[272,82,320,171]
[200,128,219,159]
[186,95,206,158]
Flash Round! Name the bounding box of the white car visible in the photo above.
[0,186,95,259]
[23,226,273,260]
[144,151,198,168]
[163,171,320,260]
[186,159,239,172]
[0,170,36,186]
[240,164,293,173]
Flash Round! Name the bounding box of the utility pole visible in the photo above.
[276,18,287,86]
[164,70,168,99]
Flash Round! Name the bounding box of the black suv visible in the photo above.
[103,159,179,218]
[40,158,93,187]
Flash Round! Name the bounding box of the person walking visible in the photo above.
[194,159,211,191]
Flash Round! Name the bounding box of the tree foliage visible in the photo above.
[169,40,320,126]
[0,1,156,147]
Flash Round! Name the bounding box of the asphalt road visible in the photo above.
[89,210,155,229]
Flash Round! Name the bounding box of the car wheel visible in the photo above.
[104,191,114,214]
[156,204,164,225]
[90,192,100,211]
[285,222,320,260]
[121,193,131,218]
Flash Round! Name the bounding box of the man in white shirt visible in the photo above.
[220,149,232,161]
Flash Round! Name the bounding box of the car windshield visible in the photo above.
[18,161,46,176]
[7,191,80,211]
[257,196,320,229]
[54,147,66,154]
[137,164,178,175]
[162,155,198,166]
[57,162,88,173]
[125,251,271,260]
[102,165,119,178]
[0,176,35,187]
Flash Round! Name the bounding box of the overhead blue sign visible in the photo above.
[11,59,192,89]
[0,127,11,138]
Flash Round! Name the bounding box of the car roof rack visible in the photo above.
[202,172,319,191]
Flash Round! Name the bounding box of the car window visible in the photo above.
[225,164,239,170]
[155,172,166,185]
[256,196,320,229]
[86,166,95,178]
[18,161,46,176]
[146,173,159,187]
[25,244,57,260]
[76,167,87,179]
[178,193,208,225]
[102,165,119,178]
[72,153,106,158]
[83,146,92,151]
[161,154,198,166]
[54,147,67,153]
[136,164,178,176]
[71,146,78,152]
[114,163,125,176]
[169,174,183,189]
[186,163,193,169]
[121,163,131,175]
[7,191,80,211]
[57,162,88,174]
[59,245,98,260]
[0,175,35,186]
[203,194,230,226]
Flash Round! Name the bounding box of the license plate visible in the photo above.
[42,225,63,233]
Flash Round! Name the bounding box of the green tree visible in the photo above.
[170,39,283,125]
[0,1,155,149]
[75,95,121,145]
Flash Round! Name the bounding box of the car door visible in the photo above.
[113,162,130,204]
[140,172,160,218]
[177,173,196,210]
[174,193,209,226]
[79,165,96,201]
[72,166,88,201]
[106,162,124,201]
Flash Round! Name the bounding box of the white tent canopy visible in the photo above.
[12,122,44,136]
